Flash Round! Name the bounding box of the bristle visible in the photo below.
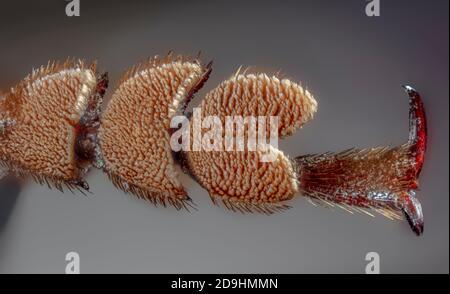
[117,52,206,86]
[26,59,88,86]
[209,194,291,215]
[106,171,196,211]
[1,159,89,192]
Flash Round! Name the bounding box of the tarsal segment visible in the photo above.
[184,72,318,213]
[295,86,427,235]
[99,55,211,209]
[0,60,102,191]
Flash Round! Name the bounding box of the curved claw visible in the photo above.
[401,191,424,236]
[295,85,428,236]
[403,85,427,176]
[401,85,427,236]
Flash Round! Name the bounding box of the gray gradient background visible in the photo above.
[0,0,448,274]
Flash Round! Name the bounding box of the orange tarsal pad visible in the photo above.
[183,72,318,213]
[0,60,106,192]
[99,54,211,209]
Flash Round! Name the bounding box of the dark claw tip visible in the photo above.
[403,208,424,236]
[406,215,424,236]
